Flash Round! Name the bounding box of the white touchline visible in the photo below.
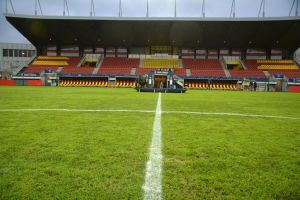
[143,93,163,200]
[163,111,300,120]
[0,108,299,120]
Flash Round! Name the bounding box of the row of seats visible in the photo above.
[23,66,58,74]
[98,68,131,75]
[31,56,81,67]
[257,60,294,64]
[116,81,136,87]
[229,70,265,78]
[182,59,222,69]
[268,70,300,78]
[191,70,225,77]
[143,59,179,68]
[60,80,108,87]
[37,56,69,60]
[186,82,237,90]
[60,67,94,74]
[258,65,298,70]
[101,58,139,68]
[32,60,69,66]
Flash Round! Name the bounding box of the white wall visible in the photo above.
[0,43,36,75]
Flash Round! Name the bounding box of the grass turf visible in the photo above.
[0,87,299,199]
[0,87,156,199]
[162,91,300,199]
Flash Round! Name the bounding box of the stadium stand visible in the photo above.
[60,79,108,87]
[229,69,265,78]
[23,56,81,74]
[182,59,221,70]
[101,58,139,68]
[185,82,237,90]
[98,68,132,75]
[143,59,179,68]
[182,59,225,77]
[60,67,95,74]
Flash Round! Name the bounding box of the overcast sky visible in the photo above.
[0,0,298,44]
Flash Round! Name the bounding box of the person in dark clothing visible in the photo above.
[253,81,257,91]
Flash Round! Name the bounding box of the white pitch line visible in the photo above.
[0,108,299,120]
[0,108,155,113]
[143,93,163,200]
[163,111,300,120]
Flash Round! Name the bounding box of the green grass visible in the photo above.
[0,87,299,199]
[162,91,300,199]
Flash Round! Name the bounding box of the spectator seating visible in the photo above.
[191,69,225,77]
[173,68,186,76]
[186,82,237,90]
[229,69,265,78]
[98,68,132,75]
[116,80,136,87]
[143,59,179,68]
[258,65,298,70]
[182,59,222,70]
[60,80,108,87]
[60,67,94,74]
[101,58,139,68]
[23,66,58,74]
[268,70,300,78]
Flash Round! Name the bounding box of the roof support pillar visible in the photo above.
[296,0,299,16]
[146,0,149,17]
[174,0,177,17]
[119,0,122,17]
[258,0,266,17]
[202,0,205,17]
[35,0,37,15]
[90,0,95,16]
[230,0,236,18]
[9,0,15,14]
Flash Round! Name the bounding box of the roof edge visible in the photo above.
[4,13,300,22]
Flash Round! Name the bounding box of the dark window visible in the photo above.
[14,49,18,57]
[8,49,13,57]
[3,49,8,57]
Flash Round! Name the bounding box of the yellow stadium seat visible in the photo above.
[32,60,69,66]
[143,59,180,69]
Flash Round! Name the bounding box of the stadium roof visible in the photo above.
[5,14,300,50]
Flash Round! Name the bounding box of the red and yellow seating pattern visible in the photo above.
[257,65,298,70]
[116,81,136,87]
[144,59,180,68]
[186,82,237,90]
[257,60,294,64]
[60,80,108,87]
[31,56,80,67]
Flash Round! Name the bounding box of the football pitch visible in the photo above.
[0,86,299,199]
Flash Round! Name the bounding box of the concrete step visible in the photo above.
[186,69,191,77]
[130,68,136,75]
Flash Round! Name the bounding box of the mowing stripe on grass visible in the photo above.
[0,109,299,120]
[143,93,163,200]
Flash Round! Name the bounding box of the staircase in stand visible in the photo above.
[219,57,231,78]
[130,68,136,75]
[186,69,191,77]
[92,54,104,74]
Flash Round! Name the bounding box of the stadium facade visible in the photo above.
[1,14,300,92]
